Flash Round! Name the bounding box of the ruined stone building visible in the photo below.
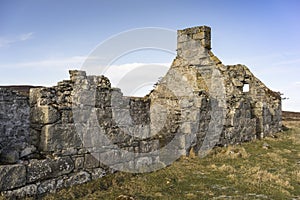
[0,26,281,198]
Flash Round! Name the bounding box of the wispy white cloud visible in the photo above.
[0,56,86,69]
[103,62,170,83]
[19,32,34,41]
[0,56,171,81]
[0,57,172,96]
[0,56,168,70]
[0,32,34,47]
[295,82,300,86]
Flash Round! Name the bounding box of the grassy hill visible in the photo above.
[36,118,300,200]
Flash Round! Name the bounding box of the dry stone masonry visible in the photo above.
[0,88,31,164]
[0,26,281,198]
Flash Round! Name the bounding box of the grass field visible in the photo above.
[37,120,300,200]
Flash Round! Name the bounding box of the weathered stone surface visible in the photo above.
[20,145,37,158]
[139,140,160,153]
[37,178,57,194]
[0,164,26,191]
[74,156,84,170]
[37,171,91,194]
[89,168,106,180]
[61,147,78,156]
[63,171,91,188]
[84,154,99,169]
[30,106,59,124]
[40,124,82,151]
[27,157,74,183]
[0,149,19,164]
[0,88,30,164]
[1,184,37,198]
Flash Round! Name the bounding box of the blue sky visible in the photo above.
[0,0,299,111]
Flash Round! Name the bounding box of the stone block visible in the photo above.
[72,108,95,123]
[37,178,57,194]
[0,164,26,191]
[135,157,153,172]
[127,124,150,139]
[61,147,78,156]
[0,149,19,164]
[192,31,205,40]
[20,146,37,158]
[112,108,132,126]
[89,168,106,180]
[95,91,111,108]
[1,184,37,198]
[30,106,59,124]
[73,90,96,107]
[40,124,82,152]
[84,154,99,169]
[139,140,159,153]
[82,125,111,148]
[69,70,87,83]
[177,33,189,43]
[63,171,91,188]
[29,88,42,106]
[61,110,73,123]
[74,157,84,170]
[99,149,125,166]
[27,157,74,183]
[111,160,135,172]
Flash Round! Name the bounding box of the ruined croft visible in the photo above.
[0,26,281,198]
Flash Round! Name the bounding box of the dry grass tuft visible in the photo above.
[265,152,287,164]
[218,164,236,173]
[213,145,249,159]
[245,166,293,190]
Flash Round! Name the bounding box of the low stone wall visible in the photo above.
[0,70,192,198]
[0,87,100,198]
[0,157,97,197]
